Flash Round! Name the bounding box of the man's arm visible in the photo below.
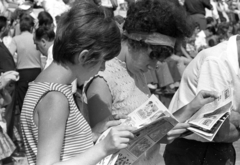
[197,57,240,142]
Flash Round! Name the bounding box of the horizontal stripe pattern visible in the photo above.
[21,82,93,165]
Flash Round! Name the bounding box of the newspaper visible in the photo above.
[186,87,233,141]
[97,95,178,165]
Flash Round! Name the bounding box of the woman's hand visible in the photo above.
[92,114,128,142]
[101,125,135,155]
[165,123,190,143]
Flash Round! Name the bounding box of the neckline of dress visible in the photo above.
[114,57,127,68]
[30,81,72,89]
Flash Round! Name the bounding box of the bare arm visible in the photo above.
[86,77,113,128]
[35,91,120,165]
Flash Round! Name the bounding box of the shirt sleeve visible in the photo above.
[197,57,229,94]
[8,38,17,56]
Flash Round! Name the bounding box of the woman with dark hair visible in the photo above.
[20,1,135,165]
[85,0,218,165]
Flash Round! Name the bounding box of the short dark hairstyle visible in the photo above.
[20,14,34,32]
[123,0,194,60]
[0,16,7,32]
[35,26,55,42]
[53,1,121,65]
[38,11,53,27]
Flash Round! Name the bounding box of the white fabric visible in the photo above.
[101,0,113,8]
[44,45,53,70]
[217,2,230,22]
[114,0,127,18]
[195,30,207,51]
[205,0,219,20]
[2,36,13,50]
[169,35,240,142]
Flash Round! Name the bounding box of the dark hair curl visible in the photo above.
[123,0,194,60]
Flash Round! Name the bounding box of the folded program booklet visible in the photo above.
[186,87,233,141]
[96,95,178,165]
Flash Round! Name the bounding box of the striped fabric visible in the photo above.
[20,82,93,165]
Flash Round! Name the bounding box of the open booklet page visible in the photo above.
[186,87,233,141]
[96,95,178,165]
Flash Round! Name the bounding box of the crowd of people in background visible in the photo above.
[0,0,239,165]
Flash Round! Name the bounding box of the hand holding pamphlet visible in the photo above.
[96,88,232,165]
[96,95,178,165]
[186,87,233,141]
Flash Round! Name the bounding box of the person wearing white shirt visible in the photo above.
[33,25,78,93]
[164,35,240,165]
[33,25,54,69]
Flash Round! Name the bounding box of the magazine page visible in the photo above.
[187,87,232,123]
[120,95,176,129]
[188,112,230,141]
[189,101,232,131]
[115,115,178,165]
[96,95,178,165]
[187,87,233,141]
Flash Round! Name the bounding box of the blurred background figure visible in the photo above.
[9,13,41,111]
[0,70,19,165]
[184,0,213,30]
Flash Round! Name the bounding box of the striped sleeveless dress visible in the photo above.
[20,82,93,165]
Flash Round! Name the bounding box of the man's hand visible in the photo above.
[189,90,218,113]
[173,90,218,122]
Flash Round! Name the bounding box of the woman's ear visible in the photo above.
[77,50,89,64]
[41,38,46,47]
